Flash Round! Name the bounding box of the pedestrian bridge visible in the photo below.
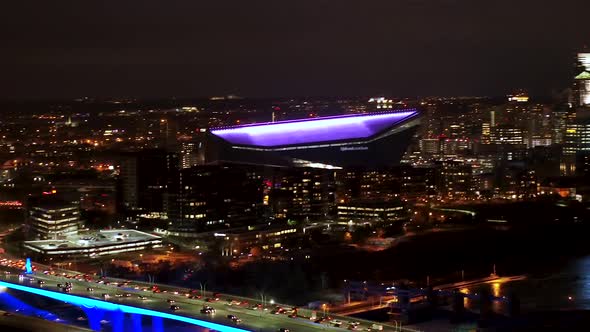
[0,280,249,332]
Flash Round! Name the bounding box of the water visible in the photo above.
[467,254,590,313]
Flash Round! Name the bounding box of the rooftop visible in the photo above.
[210,110,418,147]
[24,229,161,251]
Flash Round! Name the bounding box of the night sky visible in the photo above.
[2,1,590,99]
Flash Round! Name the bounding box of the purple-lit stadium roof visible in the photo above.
[210,110,418,147]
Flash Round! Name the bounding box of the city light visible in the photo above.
[211,110,418,147]
[0,281,250,332]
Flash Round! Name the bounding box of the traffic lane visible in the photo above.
[16,263,377,331]
[7,269,389,332]
[48,274,368,332]
[3,273,343,332]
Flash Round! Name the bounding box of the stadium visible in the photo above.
[206,110,420,169]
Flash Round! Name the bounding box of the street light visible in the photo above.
[270,299,274,305]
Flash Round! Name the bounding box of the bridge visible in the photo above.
[0,278,248,332]
[0,264,417,332]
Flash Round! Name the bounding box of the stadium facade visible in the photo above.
[206,110,420,169]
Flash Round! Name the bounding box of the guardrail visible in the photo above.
[29,261,422,332]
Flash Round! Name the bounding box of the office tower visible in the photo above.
[179,141,199,169]
[119,149,178,213]
[573,53,590,107]
[167,165,264,235]
[268,168,335,221]
[28,198,80,239]
[437,160,473,198]
[490,126,525,145]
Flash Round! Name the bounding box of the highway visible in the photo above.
[0,263,414,332]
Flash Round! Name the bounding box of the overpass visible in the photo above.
[0,265,417,332]
[0,278,248,332]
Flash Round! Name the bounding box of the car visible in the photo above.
[102,294,110,299]
[57,284,63,288]
[200,306,216,314]
[347,324,359,330]
[332,320,343,327]
[170,305,180,311]
[166,299,175,303]
[37,280,45,285]
[87,287,94,291]
[278,329,290,332]
[115,294,123,297]
[123,293,132,297]
[271,308,285,315]
[288,313,297,318]
[226,315,242,323]
[139,296,148,300]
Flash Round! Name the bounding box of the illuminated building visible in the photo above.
[206,110,420,169]
[213,225,302,256]
[419,138,440,156]
[573,53,590,106]
[23,229,162,259]
[179,141,200,169]
[400,165,437,199]
[437,160,473,198]
[268,168,335,220]
[167,165,263,236]
[564,110,590,157]
[495,166,537,199]
[336,200,406,225]
[490,126,524,145]
[28,198,80,240]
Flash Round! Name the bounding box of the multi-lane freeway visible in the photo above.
[0,260,413,332]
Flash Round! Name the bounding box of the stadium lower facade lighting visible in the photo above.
[207,110,420,169]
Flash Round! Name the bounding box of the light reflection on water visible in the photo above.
[468,254,590,313]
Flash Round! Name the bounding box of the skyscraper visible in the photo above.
[573,53,590,107]
[118,149,178,214]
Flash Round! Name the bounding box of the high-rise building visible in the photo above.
[179,141,200,169]
[28,198,80,239]
[437,160,473,198]
[564,110,590,156]
[268,168,335,221]
[490,126,525,145]
[400,165,437,199]
[167,165,264,235]
[118,149,178,214]
[573,53,590,107]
